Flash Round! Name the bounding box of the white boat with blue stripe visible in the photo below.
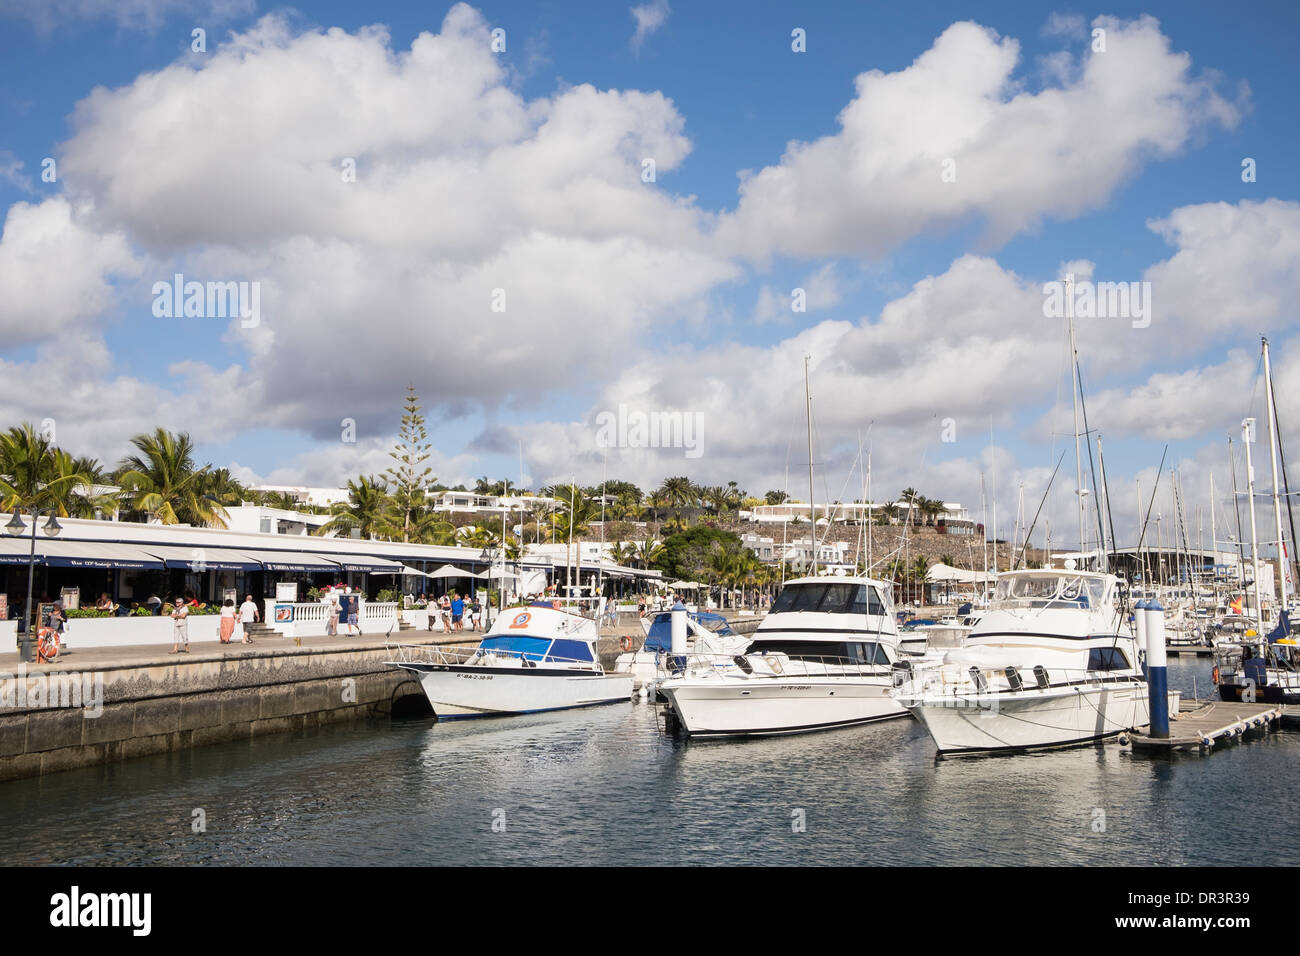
[386,602,633,719]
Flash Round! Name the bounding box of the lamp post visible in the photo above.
[5,507,63,663]
[479,542,500,630]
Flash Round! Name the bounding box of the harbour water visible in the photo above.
[1,658,1295,866]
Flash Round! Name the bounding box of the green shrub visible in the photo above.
[65,608,111,619]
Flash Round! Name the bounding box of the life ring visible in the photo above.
[36,627,60,663]
[620,635,634,652]
[1211,665,1220,685]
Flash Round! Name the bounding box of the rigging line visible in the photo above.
[1269,363,1300,586]
[1074,361,1108,570]
[1015,450,1067,572]
[1229,436,1246,589]
[1099,437,1120,575]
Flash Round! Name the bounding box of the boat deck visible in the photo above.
[1126,699,1283,753]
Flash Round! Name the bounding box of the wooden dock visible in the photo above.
[1125,699,1282,753]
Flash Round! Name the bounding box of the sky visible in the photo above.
[1,0,1299,556]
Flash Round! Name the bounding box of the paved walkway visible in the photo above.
[0,628,478,672]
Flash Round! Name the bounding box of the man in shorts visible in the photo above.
[451,592,465,632]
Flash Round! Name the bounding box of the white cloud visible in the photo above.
[48,4,736,440]
[0,198,140,346]
[716,16,1245,262]
[1041,13,1086,40]
[1143,199,1300,350]
[629,0,670,53]
[0,0,255,34]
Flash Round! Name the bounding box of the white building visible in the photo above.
[249,485,350,508]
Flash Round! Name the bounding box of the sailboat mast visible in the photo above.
[990,420,998,576]
[1229,437,1246,591]
[1243,419,1265,620]
[805,354,817,576]
[1066,274,1087,564]
[1263,337,1292,606]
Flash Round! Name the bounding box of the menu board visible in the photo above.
[275,582,298,602]
[60,587,80,610]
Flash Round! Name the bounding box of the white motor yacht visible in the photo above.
[612,609,749,690]
[657,575,908,737]
[386,602,633,719]
[892,569,1150,755]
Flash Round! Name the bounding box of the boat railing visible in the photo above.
[660,650,890,680]
[385,641,601,670]
[893,663,1142,699]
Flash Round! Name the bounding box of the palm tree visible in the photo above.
[911,555,931,605]
[318,475,390,539]
[199,467,248,508]
[634,538,665,569]
[116,428,227,527]
[0,424,93,517]
[656,476,698,510]
[551,484,600,588]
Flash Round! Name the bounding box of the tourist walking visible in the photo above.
[451,592,465,632]
[171,597,190,653]
[468,595,481,631]
[439,593,452,632]
[326,597,340,636]
[346,597,360,635]
[239,594,259,644]
[426,596,437,631]
[219,598,237,644]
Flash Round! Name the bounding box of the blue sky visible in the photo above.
[1,1,1299,549]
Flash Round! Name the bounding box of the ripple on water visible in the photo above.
[0,660,1295,865]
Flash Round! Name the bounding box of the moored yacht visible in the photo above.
[657,575,907,737]
[386,602,633,719]
[612,609,748,691]
[892,568,1149,754]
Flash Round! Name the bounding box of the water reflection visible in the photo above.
[0,659,1294,866]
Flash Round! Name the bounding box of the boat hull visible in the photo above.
[660,677,907,737]
[400,664,633,719]
[903,681,1149,754]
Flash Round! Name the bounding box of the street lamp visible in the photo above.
[5,508,63,663]
[479,542,500,630]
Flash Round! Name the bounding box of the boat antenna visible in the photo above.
[804,353,817,575]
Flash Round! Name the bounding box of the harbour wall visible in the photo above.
[0,639,443,783]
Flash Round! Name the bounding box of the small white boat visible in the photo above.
[386,602,632,719]
[892,569,1150,755]
[612,610,749,690]
[658,575,908,737]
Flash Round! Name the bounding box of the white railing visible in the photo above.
[659,651,893,681]
[385,641,601,671]
[362,602,397,626]
[893,663,1142,699]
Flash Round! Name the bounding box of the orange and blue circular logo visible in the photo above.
[509,612,531,629]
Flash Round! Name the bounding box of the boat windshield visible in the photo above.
[993,574,1107,609]
[770,582,886,616]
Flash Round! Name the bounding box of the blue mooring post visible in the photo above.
[1134,598,1149,679]
[1145,598,1169,738]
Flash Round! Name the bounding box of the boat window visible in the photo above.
[547,638,594,664]
[1086,647,1130,671]
[770,583,885,615]
[771,584,827,614]
[994,573,1107,608]
[748,639,881,664]
[477,635,552,662]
